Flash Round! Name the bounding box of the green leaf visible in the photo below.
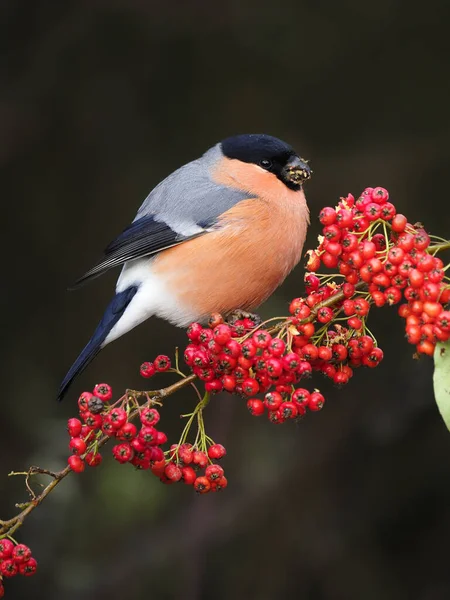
[433,340,450,431]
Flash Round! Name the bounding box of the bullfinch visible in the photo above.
[58,134,312,400]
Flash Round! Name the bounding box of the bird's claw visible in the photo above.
[226,309,262,327]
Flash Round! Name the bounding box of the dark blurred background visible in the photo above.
[1,1,450,599]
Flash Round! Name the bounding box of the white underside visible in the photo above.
[102,258,199,347]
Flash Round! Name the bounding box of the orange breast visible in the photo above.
[152,159,310,320]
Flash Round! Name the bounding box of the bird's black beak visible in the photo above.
[283,156,312,187]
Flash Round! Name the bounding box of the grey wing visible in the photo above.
[71,145,251,288]
[134,145,250,228]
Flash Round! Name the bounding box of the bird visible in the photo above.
[58,133,312,401]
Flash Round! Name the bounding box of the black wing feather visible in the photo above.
[70,215,203,289]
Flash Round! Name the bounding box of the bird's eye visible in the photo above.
[259,159,272,170]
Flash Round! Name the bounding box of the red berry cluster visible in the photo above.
[66,376,228,494]
[312,187,450,355]
[0,539,37,596]
[152,443,227,493]
[66,382,168,473]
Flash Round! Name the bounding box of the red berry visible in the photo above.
[336,209,354,228]
[68,455,85,473]
[282,353,300,371]
[112,443,134,463]
[181,466,197,485]
[19,556,38,576]
[392,214,407,232]
[247,398,265,416]
[252,330,272,349]
[93,383,113,402]
[354,298,370,316]
[194,476,211,494]
[280,401,298,419]
[384,287,402,305]
[108,407,127,429]
[208,444,226,460]
[408,268,425,289]
[302,343,319,362]
[321,252,339,268]
[318,346,332,361]
[436,311,450,332]
[213,324,232,345]
[222,374,236,392]
[154,355,171,371]
[371,186,389,204]
[264,391,283,411]
[242,377,259,396]
[187,322,203,341]
[83,412,103,430]
[139,426,158,445]
[269,338,286,357]
[1,558,18,577]
[380,202,396,220]
[12,544,31,565]
[165,462,182,482]
[309,391,325,411]
[69,437,86,456]
[140,361,156,378]
[67,418,82,438]
[192,450,208,468]
[78,391,93,412]
[317,306,333,323]
[140,407,160,426]
[414,229,430,250]
[85,451,103,467]
[319,206,337,225]
[0,539,14,559]
[206,379,224,393]
[363,347,384,367]
[178,443,194,464]
[333,371,349,386]
[205,464,225,482]
[348,316,363,330]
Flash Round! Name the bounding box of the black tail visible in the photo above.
[57,286,138,401]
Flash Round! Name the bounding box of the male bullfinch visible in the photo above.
[58,134,312,400]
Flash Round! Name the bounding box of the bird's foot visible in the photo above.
[226,309,262,328]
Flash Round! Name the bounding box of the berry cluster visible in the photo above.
[153,443,227,493]
[313,187,450,355]
[67,377,228,493]
[0,539,37,596]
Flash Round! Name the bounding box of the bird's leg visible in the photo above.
[226,309,262,327]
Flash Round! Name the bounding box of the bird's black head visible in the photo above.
[220,133,312,191]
